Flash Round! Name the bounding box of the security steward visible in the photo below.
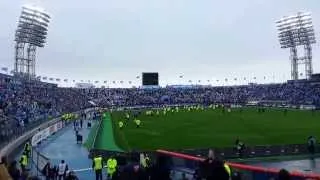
[106,156,117,179]
[92,155,103,180]
[19,152,28,172]
[224,162,231,177]
[24,141,31,158]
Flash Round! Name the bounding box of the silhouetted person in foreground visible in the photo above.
[278,169,290,180]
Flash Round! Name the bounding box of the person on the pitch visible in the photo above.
[119,121,124,130]
[134,119,141,128]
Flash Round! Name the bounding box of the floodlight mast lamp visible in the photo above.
[14,5,50,79]
[276,12,316,80]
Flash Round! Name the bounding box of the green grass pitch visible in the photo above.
[110,107,320,151]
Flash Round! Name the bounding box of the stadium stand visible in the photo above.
[85,83,320,108]
[1,72,320,179]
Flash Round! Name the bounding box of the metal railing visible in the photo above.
[156,149,320,180]
[0,116,49,151]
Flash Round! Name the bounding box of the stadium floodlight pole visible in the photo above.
[276,12,316,80]
[14,5,50,79]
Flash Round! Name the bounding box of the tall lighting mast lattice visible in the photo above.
[276,12,316,80]
[14,5,50,78]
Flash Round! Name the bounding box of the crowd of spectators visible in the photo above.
[0,74,91,148]
[86,82,320,107]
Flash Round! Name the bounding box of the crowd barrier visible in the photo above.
[175,143,314,159]
[156,149,320,180]
[32,148,50,177]
[31,121,66,147]
[30,120,67,174]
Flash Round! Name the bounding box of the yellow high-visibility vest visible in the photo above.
[224,163,231,176]
[107,158,117,175]
[20,155,27,166]
[94,157,102,170]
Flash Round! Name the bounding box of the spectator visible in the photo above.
[42,162,52,180]
[58,160,68,180]
[278,169,290,180]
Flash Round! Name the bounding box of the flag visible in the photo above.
[253,77,256,80]
[1,67,8,72]
[188,80,192,83]
[264,76,266,80]
[64,79,68,82]
[179,75,183,78]
[42,77,47,80]
[244,77,246,80]
[9,70,14,74]
[73,80,75,83]
[129,81,132,84]
[216,80,219,82]
[104,81,107,83]
[56,78,60,82]
[120,81,123,83]
[136,76,140,79]
[234,78,237,81]
[49,78,54,81]
[94,81,99,83]
[225,78,228,82]
[81,80,84,82]
[198,80,201,83]
[207,80,210,82]
[113,81,116,84]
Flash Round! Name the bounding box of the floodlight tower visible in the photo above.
[276,12,316,80]
[14,5,50,78]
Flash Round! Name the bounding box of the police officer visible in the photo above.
[19,152,28,172]
[106,156,117,179]
[92,155,103,180]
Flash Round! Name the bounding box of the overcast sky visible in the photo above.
[0,0,320,87]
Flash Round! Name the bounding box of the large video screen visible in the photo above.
[142,73,159,86]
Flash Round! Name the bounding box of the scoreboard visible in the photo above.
[142,72,159,86]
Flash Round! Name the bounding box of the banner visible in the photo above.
[31,121,62,146]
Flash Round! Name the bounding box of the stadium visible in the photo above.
[1,1,320,180]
